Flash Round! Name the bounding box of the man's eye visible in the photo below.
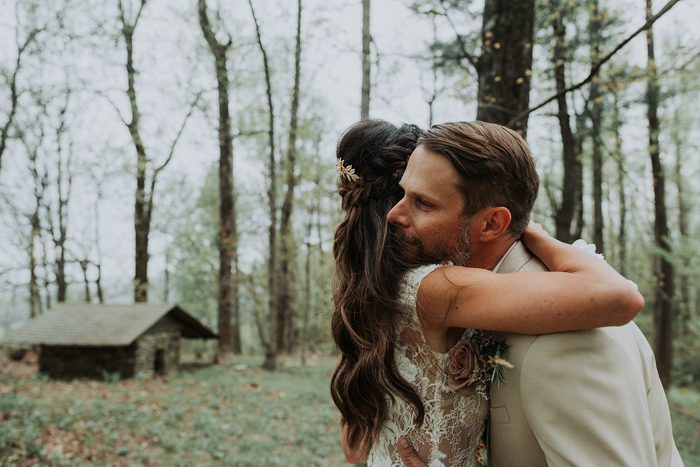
[416,199,430,208]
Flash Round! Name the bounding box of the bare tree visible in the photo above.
[421,14,446,128]
[116,0,149,302]
[114,0,197,302]
[300,218,312,365]
[645,0,674,390]
[360,0,371,119]
[612,93,626,277]
[89,173,106,304]
[589,0,605,254]
[78,259,91,302]
[278,0,303,354]
[199,0,240,357]
[666,57,694,328]
[671,115,689,327]
[0,15,44,174]
[548,6,579,243]
[25,126,48,317]
[42,91,72,303]
[248,0,278,370]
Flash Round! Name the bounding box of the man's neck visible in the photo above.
[467,235,518,271]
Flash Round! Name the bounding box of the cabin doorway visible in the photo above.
[154,349,165,376]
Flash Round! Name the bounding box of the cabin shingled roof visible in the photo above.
[4,304,216,346]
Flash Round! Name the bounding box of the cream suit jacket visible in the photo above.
[486,241,684,467]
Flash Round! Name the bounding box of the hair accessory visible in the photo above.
[336,159,360,182]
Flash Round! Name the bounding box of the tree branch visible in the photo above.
[437,0,479,73]
[1,24,45,171]
[147,92,201,220]
[95,90,129,127]
[133,0,148,28]
[507,0,682,128]
[152,92,201,177]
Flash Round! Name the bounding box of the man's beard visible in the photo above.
[394,217,472,267]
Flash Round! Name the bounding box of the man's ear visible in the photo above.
[474,207,511,242]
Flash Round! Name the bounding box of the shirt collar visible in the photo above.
[491,239,520,273]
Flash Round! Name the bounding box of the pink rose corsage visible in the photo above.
[447,330,511,399]
[447,338,480,390]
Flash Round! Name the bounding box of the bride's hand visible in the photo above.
[522,220,552,245]
[521,220,578,269]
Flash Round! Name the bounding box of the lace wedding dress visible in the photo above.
[367,265,490,467]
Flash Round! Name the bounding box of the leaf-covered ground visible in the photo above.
[1,353,699,466]
[0,354,347,466]
[668,386,700,466]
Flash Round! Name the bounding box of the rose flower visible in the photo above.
[447,338,480,390]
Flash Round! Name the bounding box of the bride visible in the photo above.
[330,119,643,466]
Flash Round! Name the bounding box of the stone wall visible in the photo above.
[134,331,180,378]
[39,344,137,380]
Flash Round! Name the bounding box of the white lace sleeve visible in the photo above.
[399,263,449,309]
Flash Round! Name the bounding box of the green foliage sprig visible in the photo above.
[469,330,511,399]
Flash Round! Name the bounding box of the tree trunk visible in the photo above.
[163,249,170,303]
[277,0,302,354]
[233,255,241,353]
[249,0,278,370]
[199,0,237,358]
[551,13,577,244]
[118,2,190,304]
[26,125,45,316]
[29,236,39,317]
[96,264,104,304]
[56,110,71,303]
[0,27,42,174]
[93,188,105,304]
[674,144,689,328]
[117,2,151,303]
[361,0,371,119]
[646,0,673,390]
[671,111,689,327]
[589,0,605,254]
[613,94,626,277]
[41,236,51,311]
[80,260,91,303]
[476,0,535,137]
[301,220,312,365]
[29,208,41,318]
[572,110,586,240]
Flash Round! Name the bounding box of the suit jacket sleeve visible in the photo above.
[519,329,659,467]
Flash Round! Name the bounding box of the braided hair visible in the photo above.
[330,119,424,456]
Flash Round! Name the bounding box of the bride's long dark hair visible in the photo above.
[330,119,424,456]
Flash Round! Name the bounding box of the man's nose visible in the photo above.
[388,198,408,227]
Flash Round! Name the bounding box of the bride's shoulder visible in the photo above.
[403,264,448,285]
[399,263,451,307]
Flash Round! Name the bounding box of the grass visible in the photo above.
[0,353,347,466]
[1,353,699,466]
[668,386,700,466]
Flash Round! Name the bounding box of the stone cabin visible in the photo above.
[5,304,217,380]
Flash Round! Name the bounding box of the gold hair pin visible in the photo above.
[336,159,360,182]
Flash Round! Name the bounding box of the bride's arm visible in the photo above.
[417,223,644,333]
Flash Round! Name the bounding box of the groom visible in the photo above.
[388,122,683,466]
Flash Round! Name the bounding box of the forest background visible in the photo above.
[2,0,700,464]
[1,0,700,399]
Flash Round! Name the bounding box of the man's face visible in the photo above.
[387,145,473,265]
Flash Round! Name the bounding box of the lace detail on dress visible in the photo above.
[368,264,489,467]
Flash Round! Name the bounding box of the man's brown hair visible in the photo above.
[418,121,539,236]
